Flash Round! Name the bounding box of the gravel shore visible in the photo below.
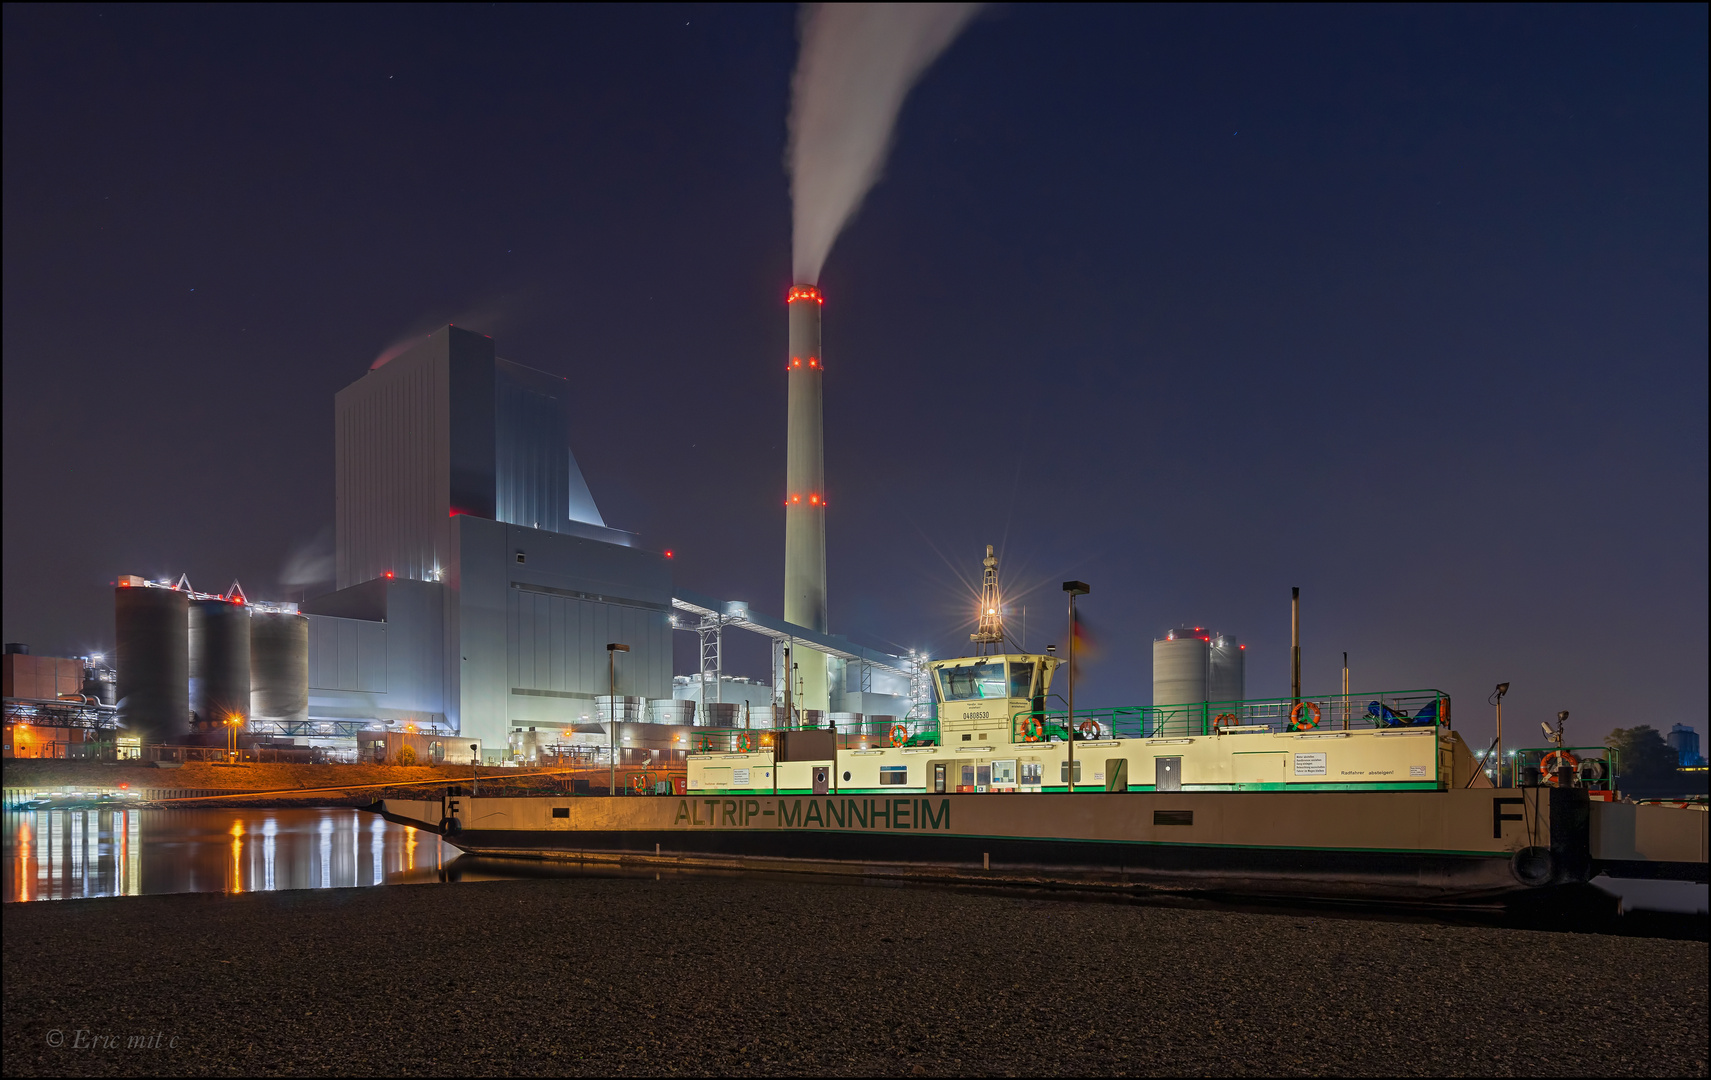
[4,875,1706,1077]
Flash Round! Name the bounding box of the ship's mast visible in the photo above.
[971,544,1005,656]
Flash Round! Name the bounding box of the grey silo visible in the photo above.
[115,585,190,743]
[189,598,251,730]
[250,611,309,725]
[1152,630,1209,707]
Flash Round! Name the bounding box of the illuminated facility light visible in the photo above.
[786,285,823,305]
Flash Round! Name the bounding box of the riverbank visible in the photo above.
[2,759,571,808]
[4,874,1707,1077]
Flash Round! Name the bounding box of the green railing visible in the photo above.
[688,717,942,754]
[1512,745,1619,790]
[1011,689,1452,742]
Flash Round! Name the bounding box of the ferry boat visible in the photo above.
[377,656,1707,903]
[375,548,1706,904]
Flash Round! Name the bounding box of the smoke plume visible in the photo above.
[788,2,981,285]
[279,525,334,588]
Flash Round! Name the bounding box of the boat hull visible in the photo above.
[371,787,1699,904]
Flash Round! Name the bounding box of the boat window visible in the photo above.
[939,662,1007,701]
[1008,662,1035,699]
[879,766,908,786]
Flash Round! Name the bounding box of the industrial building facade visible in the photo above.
[299,326,672,756]
[102,323,917,758]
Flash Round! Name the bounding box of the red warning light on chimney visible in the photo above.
[786,285,823,305]
[664,550,674,559]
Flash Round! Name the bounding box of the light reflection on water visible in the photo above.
[2,808,461,902]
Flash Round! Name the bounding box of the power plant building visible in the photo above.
[99,317,919,758]
[300,326,671,755]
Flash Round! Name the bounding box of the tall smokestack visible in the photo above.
[785,285,828,634]
[782,285,830,715]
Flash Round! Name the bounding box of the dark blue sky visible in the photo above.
[4,4,1705,750]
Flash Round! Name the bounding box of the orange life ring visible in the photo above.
[1288,701,1321,731]
[1077,719,1100,740]
[630,772,650,793]
[890,723,910,747]
[737,733,754,752]
[1540,750,1580,784]
[1213,713,1238,730]
[1022,716,1044,743]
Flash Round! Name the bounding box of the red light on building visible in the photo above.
[791,494,800,504]
[664,550,674,559]
[808,494,819,505]
[384,571,394,579]
[786,285,823,305]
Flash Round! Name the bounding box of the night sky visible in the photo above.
[4,5,1705,751]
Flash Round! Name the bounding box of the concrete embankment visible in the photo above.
[2,760,564,809]
[3,874,1706,1077]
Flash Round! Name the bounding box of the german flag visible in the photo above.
[1070,609,1101,679]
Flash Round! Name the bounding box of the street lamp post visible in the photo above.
[1062,581,1089,794]
[1491,682,1510,787]
[607,643,629,796]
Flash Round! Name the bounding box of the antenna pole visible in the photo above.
[1290,588,1301,705]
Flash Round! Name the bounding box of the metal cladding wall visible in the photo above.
[250,612,309,725]
[1208,635,1245,705]
[335,326,496,589]
[450,514,671,749]
[297,577,447,728]
[1,655,84,700]
[1152,635,1209,707]
[189,599,251,730]
[495,358,605,532]
[115,586,189,742]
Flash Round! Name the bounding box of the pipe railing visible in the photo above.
[1011,690,1452,743]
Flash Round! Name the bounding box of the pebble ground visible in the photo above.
[3,874,1706,1077]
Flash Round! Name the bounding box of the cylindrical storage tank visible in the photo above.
[746,704,779,730]
[1152,630,1209,706]
[828,711,862,736]
[866,714,898,738]
[596,695,646,725]
[1208,634,1245,707]
[115,585,190,744]
[703,702,740,728]
[250,612,309,725]
[82,667,117,706]
[649,699,696,726]
[189,598,251,732]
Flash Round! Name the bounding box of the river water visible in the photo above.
[4,807,1704,917]
[2,807,463,902]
